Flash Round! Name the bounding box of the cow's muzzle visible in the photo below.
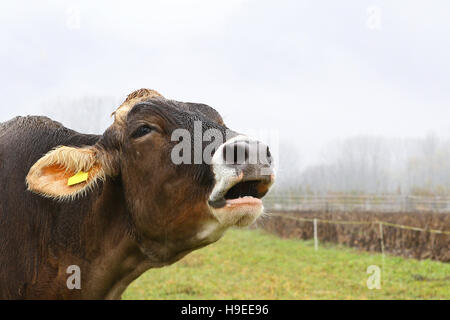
[208,135,275,227]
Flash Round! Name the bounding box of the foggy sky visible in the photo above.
[1,0,449,166]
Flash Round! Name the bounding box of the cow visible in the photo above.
[0,89,275,299]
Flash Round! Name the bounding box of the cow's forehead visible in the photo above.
[127,99,225,131]
[113,89,224,127]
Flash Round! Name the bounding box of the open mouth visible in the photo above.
[208,178,272,209]
[207,135,275,226]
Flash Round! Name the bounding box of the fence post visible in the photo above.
[314,218,319,251]
[378,222,385,284]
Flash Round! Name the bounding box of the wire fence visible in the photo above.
[260,196,450,261]
[268,213,450,236]
[263,194,450,213]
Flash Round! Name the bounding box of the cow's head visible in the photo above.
[26,89,275,262]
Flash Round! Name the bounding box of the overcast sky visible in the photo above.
[1,0,449,166]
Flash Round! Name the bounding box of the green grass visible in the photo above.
[123,229,450,300]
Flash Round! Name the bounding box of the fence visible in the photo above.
[260,211,450,261]
[260,194,450,261]
[263,194,450,213]
[268,213,450,235]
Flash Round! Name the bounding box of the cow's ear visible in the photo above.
[26,146,113,200]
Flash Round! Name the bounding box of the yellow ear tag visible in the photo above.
[67,171,89,186]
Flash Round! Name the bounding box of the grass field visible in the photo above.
[123,229,450,300]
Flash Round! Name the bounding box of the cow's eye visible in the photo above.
[131,125,154,139]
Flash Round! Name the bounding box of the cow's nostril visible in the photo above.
[223,141,249,165]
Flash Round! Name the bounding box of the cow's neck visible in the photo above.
[84,232,152,300]
[56,180,152,300]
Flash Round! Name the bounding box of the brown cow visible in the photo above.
[0,89,274,299]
